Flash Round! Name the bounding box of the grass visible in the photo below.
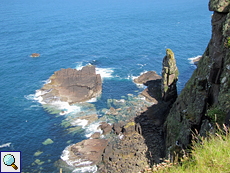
[206,106,226,124]
[140,124,230,173]
[225,37,230,48]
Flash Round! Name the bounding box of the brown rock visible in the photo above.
[90,132,101,139]
[122,121,135,135]
[139,88,158,103]
[69,139,108,167]
[113,121,124,135]
[31,53,40,57]
[99,122,112,135]
[38,65,102,104]
[109,107,118,115]
[134,71,161,85]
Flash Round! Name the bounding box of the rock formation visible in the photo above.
[68,139,108,167]
[193,56,202,66]
[38,65,102,104]
[31,53,40,57]
[134,71,161,84]
[161,48,179,102]
[164,0,230,156]
[134,71,162,103]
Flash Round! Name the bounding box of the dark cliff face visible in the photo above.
[164,0,230,155]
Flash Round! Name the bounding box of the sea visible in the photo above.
[0,0,212,172]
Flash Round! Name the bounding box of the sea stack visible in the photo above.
[38,65,102,104]
[161,48,179,102]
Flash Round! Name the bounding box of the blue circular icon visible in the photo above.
[3,154,15,166]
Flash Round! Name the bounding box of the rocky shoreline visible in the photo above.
[54,48,179,172]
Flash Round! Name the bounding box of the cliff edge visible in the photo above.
[164,0,230,156]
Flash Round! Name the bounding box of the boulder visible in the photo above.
[134,71,161,85]
[122,121,135,135]
[99,122,112,135]
[113,121,124,135]
[69,139,108,167]
[31,53,40,57]
[38,65,102,104]
[90,132,101,139]
[161,48,179,102]
[109,107,118,115]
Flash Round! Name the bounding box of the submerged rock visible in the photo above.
[71,113,98,126]
[38,65,102,104]
[34,150,43,157]
[42,138,53,145]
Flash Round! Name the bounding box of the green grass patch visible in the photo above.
[142,125,230,173]
[206,106,226,124]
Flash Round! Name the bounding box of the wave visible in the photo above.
[96,67,114,78]
[27,91,81,115]
[73,165,97,173]
[71,119,88,128]
[61,145,97,173]
[86,97,97,103]
[85,122,103,138]
[75,62,114,79]
[188,55,202,64]
[0,142,11,148]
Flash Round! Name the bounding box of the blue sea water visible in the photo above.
[0,0,212,172]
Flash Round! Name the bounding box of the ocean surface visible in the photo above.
[0,0,212,172]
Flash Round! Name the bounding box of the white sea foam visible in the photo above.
[73,165,97,173]
[131,70,148,81]
[75,62,84,70]
[71,119,88,128]
[118,134,124,140]
[61,145,97,173]
[75,62,114,79]
[0,142,11,148]
[96,67,114,78]
[115,99,125,103]
[86,97,97,103]
[61,145,79,167]
[42,79,51,84]
[85,122,103,138]
[34,89,53,104]
[188,55,202,64]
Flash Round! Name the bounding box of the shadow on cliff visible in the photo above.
[134,98,172,165]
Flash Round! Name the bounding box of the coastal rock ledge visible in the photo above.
[38,65,102,104]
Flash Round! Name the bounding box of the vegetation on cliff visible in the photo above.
[164,0,230,159]
[142,125,230,173]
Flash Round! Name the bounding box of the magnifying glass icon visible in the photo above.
[3,154,18,170]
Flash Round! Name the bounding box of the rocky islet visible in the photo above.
[37,65,102,104]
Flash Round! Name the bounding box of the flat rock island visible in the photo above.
[37,65,102,104]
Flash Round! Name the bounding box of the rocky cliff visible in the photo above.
[164,0,230,156]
